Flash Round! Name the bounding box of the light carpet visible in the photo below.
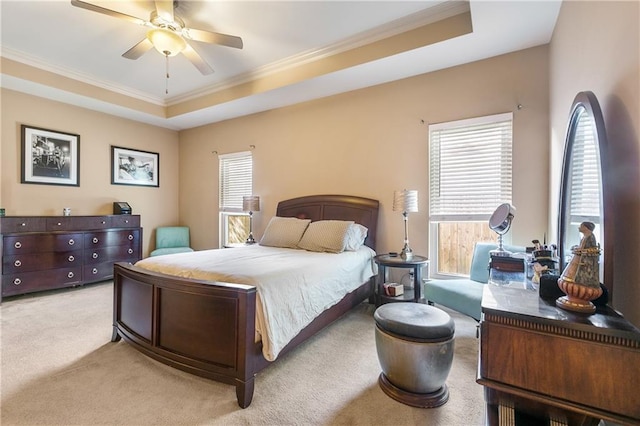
[1,281,485,425]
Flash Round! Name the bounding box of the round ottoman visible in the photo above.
[374,302,455,408]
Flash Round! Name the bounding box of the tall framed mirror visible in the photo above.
[558,91,612,295]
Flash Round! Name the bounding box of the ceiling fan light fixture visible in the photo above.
[147,28,186,56]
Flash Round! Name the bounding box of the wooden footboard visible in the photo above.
[112,262,259,407]
[112,261,373,408]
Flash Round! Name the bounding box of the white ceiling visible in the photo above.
[1,1,562,130]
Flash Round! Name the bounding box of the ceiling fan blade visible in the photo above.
[182,44,214,75]
[122,39,154,60]
[70,0,146,26]
[154,0,174,23]
[185,28,243,50]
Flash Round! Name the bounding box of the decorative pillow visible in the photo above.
[297,220,355,253]
[259,216,311,248]
[344,223,368,251]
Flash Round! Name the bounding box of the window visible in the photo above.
[429,112,513,277]
[219,151,253,246]
[562,107,602,258]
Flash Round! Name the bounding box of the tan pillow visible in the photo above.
[297,220,355,253]
[259,216,311,248]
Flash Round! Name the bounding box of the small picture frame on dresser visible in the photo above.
[21,125,80,187]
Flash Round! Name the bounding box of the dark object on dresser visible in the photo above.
[1,215,142,300]
[113,202,132,215]
[538,273,564,300]
[111,194,379,409]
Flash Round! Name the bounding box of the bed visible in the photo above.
[111,194,379,408]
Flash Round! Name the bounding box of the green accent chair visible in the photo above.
[150,226,194,257]
[423,242,525,321]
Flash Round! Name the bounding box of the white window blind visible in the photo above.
[429,112,513,221]
[567,109,601,222]
[219,151,253,212]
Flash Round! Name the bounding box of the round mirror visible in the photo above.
[489,203,516,256]
[489,203,516,234]
[558,91,610,293]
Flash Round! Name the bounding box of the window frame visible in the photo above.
[219,151,253,247]
[428,112,513,279]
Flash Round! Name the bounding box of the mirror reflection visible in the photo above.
[558,92,607,286]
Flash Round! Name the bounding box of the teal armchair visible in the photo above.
[423,242,525,321]
[150,226,194,257]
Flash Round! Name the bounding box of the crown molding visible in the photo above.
[167,1,470,105]
[0,47,166,106]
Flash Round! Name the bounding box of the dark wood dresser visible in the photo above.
[1,215,142,300]
[478,284,640,425]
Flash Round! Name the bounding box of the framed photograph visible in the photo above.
[111,146,159,187]
[21,125,80,186]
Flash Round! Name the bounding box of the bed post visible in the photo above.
[235,281,257,408]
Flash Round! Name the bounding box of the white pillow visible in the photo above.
[259,216,311,248]
[344,223,368,251]
[297,220,354,253]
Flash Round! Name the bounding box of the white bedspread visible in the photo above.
[134,245,377,361]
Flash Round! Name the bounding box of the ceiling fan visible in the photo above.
[70,0,243,76]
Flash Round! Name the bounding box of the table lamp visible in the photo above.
[242,195,260,244]
[393,189,418,260]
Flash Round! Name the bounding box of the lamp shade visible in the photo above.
[242,195,260,212]
[147,28,186,56]
[393,190,418,213]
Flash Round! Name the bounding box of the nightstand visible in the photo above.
[374,254,429,305]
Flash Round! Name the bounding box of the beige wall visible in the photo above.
[179,46,550,258]
[0,89,180,257]
[549,0,640,325]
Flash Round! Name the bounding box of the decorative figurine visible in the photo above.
[556,221,602,313]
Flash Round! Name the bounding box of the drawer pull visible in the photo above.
[57,222,62,226]
[68,239,75,246]
[13,278,22,286]
[14,260,22,267]
[92,252,98,259]
[68,272,74,279]
[125,220,129,224]
[128,248,134,254]
[101,221,106,224]
[93,237,99,244]
[128,234,134,240]
[92,268,98,274]
[68,255,75,262]
[21,223,26,227]
[14,241,22,249]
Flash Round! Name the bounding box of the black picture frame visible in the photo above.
[111,146,159,187]
[21,125,80,187]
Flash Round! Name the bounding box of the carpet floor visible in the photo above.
[1,281,485,425]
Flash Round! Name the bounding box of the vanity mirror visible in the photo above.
[558,91,612,295]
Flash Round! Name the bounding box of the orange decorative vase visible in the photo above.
[556,278,603,314]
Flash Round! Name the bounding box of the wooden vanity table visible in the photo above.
[478,284,640,425]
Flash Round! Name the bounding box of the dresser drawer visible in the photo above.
[83,262,116,282]
[3,250,83,274]
[0,217,47,233]
[84,229,140,248]
[46,216,112,231]
[111,215,140,228]
[2,267,82,297]
[3,233,84,255]
[84,244,138,265]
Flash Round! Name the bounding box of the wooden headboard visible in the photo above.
[276,194,379,250]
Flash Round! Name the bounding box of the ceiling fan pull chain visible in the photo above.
[165,53,170,94]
